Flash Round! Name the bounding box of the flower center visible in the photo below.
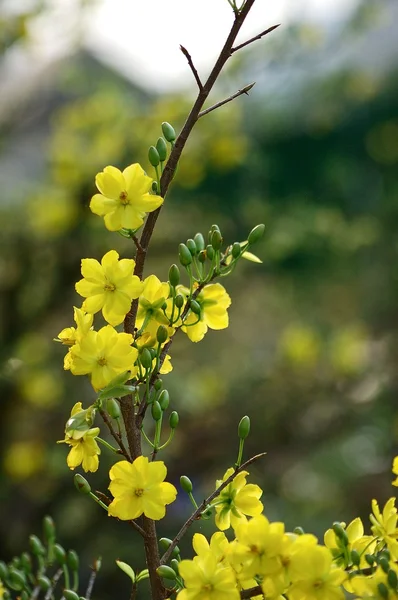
[104,281,116,292]
[97,356,107,366]
[202,584,213,593]
[313,580,324,589]
[119,190,129,205]
[135,488,144,497]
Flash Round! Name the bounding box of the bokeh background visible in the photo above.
[1,0,398,597]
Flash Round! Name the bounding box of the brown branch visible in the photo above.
[98,408,132,462]
[240,585,264,599]
[180,45,203,90]
[132,234,144,252]
[159,452,267,565]
[198,82,255,118]
[231,23,280,53]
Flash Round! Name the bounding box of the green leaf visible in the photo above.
[116,560,135,584]
[242,251,262,264]
[98,385,136,401]
[136,569,149,583]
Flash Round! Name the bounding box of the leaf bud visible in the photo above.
[105,398,120,420]
[211,229,222,251]
[140,348,152,370]
[170,559,179,574]
[206,245,215,260]
[54,544,66,564]
[159,538,173,550]
[156,565,177,580]
[365,554,375,566]
[238,416,250,440]
[180,475,193,493]
[179,243,192,267]
[248,224,265,245]
[151,401,162,421]
[378,583,389,600]
[74,473,91,495]
[293,526,305,535]
[64,590,80,600]
[194,232,205,252]
[175,294,184,309]
[67,550,79,571]
[379,556,390,574]
[198,250,206,263]
[154,379,163,391]
[388,569,398,590]
[232,242,241,258]
[158,390,170,411]
[157,325,168,345]
[0,561,8,579]
[168,264,180,287]
[29,535,45,557]
[161,122,176,143]
[156,137,167,161]
[350,549,360,567]
[332,522,349,546]
[148,146,160,167]
[169,411,179,429]
[189,300,201,315]
[8,569,26,591]
[38,576,51,591]
[186,239,197,255]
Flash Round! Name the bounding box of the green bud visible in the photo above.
[238,416,250,440]
[67,550,79,571]
[248,224,265,245]
[140,348,152,370]
[198,250,206,263]
[170,559,179,573]
[293,526,305,535]
[54,544,66,564]
[158,390,170,411]
[210,224,221,233]
[74,473,91,495]
[189,300,201,315]
[148,146,160,167]
[159,538,173,550]
[151,401,162,421]
[388,569,398,590]
[151,180,158,194]
[168,264,180,287]
[149,348,157,360]
[179,243,192,267]
[232,242,241,258]
[106,398,121,420]
[211,229,222,251]
[0,561,8,579]
[200,507,213,520]
[8,569,26,590]
[332,523,349,546]
[186,239,197,255]
[180,475,193,493]
[378,583,389,599]
[169,411,179,429]
[156,565,177,580]
[194,232,205,252]
[65,406,96,436]
[154,379,163,391]
[64,590,80,600]
[382,550,391,561]
[161,122,176,143]
[29,535,45,557]
[156,137,168,161]
[157,325,168,345]
[206,245,215,260]
[350,549,360,567]
[38,576,51,591]
[175,294,184,309]
[171,546,180,559]
[20,553,32,573]
[365,553,375,566]
[43,515,56,541]
[20,592,29,600]
[380,556,390,574]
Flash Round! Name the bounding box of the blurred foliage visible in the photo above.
[1,1,398,599]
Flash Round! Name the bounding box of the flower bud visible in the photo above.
[74,473,91,494]
[186,239,197,255]
[0,561,8,579]
[149,348,157,360]
[140,348,152,370]
[54,544,66,564]
[232,242,241,258]
[379,556,390,574]
[179,243,192,266]
[180,475,193,493]
[154,379,163,391]
[194,232,205,252]
[156,565,177,580]
[156,137,167,161]
[159,538,173,550]
[20,591,28,600]
[248,224,265,245]
[198,250,206,263]
[29,535,45,557]
[168,264,180,287]
[170,559,180,573]
[8,569,26,590]
[388,569,398,590]
[293,526,305,535]
[148,146,160,167]
[378,583,389,600]
[21,553,32,573]
[151,181,158,194]
[210,224,221,233]
[238,416,250,440]
[161,122,176,143]
[67,550,79,571]
[175,294,184,309]
[106,398,121,420]
[189,300,201,315]
[332,522,349,546]
[158,390,170,411]
[38,576,51,591]
[211,229,222,251]
[157,325,168,345]
[151,401,162,421]
[365,554,375,566]
[43,515,56,541]
[350,549,360,567]
[169,411,179,429]
[64,590,80,600]
[206,245,215,260]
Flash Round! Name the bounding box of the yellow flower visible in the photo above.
[90,163,163,231]
[392,456,398,487]
[178,553,240,600]
[351,565,398,599]
[75,250,143,326]
[58,403,100,473]
[56,307,94,369]
[108,456,176,520]
[136,275,171,334]
[192,532,229,563]
[324,518,376,569]
[214,468,263,531]
[288,544,346,600]
[370,498,398,559]
[181,283,231,342]
[69,325,138,391]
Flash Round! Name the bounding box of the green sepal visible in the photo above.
[98,385,136,401]
[116,560,135,584]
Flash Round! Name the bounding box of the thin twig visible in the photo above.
[198,83,255,118]
[231,23,280,53]
[180,45,203,90]
[240,585,264,599]
[85,568,97,600]
[98,408,132,462]
[43,569,63,600]
[132,235,144,252]
[159,452,267,565]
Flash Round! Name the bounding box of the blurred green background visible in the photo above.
[1,0,398,597]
